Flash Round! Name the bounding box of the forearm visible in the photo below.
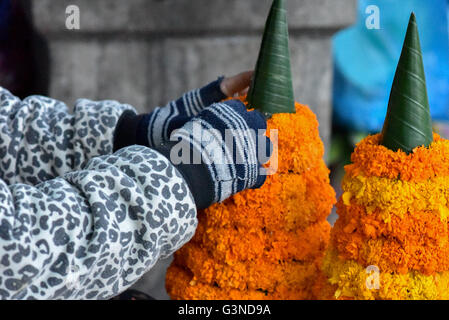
[0,145,197,300]
[113,77,227,151]
[0,86,135,185]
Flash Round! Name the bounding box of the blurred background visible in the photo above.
[328,0,449,218]
[1,0,448,299]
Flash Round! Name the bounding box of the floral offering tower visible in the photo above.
[165,0,336,300]
[322,13,449,300]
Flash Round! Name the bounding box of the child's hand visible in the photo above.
[220,71,253,97]
[156,99,272,208]
[114,71,253,150]
[114,71,255,152]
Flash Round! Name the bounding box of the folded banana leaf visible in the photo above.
[381,13,433,153]
[247,0,295,115]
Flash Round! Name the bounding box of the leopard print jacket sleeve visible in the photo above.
[0,87,197,299]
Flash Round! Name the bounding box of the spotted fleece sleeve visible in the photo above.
[0,87,198,299]
[0,145,197,300]
[0,87,135,185]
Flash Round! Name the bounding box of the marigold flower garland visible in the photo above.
[320,134,449,300]
[166,100,336,300]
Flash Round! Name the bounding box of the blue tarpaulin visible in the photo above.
[333,0,449,132]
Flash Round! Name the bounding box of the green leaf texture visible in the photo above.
[247,0,295,114]
[381,13,433,154]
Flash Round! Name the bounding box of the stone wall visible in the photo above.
[31,0,356,148]
[30,0,356,299]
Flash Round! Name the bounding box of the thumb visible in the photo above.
[220,71,254,97]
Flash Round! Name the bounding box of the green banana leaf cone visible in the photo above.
[247,0,295,115]
[380,12,433,154]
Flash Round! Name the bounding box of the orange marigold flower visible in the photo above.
[331,200,449,275]
[166,100,336,300]
[346,134,449,182]
[166,264,318,300]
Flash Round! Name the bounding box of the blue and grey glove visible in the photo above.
[114,77,227,151]
[155,100,272,209]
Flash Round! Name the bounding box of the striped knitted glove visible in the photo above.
[114,77,227,151]
[155,99,272,209]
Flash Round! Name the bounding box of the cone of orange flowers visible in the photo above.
[165,0,336,300]
[321,13,449,300]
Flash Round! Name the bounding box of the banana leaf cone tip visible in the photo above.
[247,0,295,115]
[380,12,433,154]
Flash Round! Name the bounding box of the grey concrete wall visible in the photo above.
[31,0,356,299]
[32,0,356,148]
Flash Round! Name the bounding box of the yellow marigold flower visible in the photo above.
[321,134,449,299]
[322,249,449,300]
[342,175,449,220]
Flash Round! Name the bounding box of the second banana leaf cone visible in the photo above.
[380,13,433,154]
